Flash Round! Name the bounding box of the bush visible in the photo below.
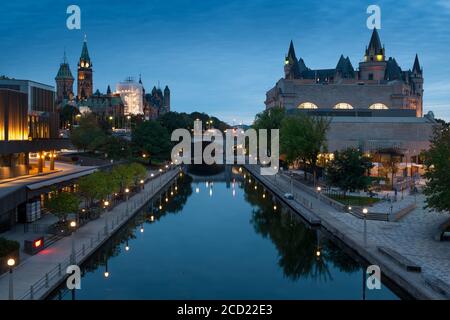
[0,237,20,257]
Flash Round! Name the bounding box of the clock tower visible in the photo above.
[77,36,93,100]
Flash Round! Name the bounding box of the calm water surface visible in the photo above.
[49,167,403,300]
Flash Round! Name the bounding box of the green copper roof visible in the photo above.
[56,62,74,80]
[80,40,91,62]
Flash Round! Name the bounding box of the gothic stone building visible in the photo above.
[265,28,436,165]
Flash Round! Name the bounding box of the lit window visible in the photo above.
[369,103,388,110]
[334,103,353,110]
[298,102,318,109]
[376,55,384,61]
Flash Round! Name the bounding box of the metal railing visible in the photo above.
[18,167,181,300]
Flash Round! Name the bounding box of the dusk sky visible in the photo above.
[1,0,449,124]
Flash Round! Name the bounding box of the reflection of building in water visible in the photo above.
[116,77,144,115]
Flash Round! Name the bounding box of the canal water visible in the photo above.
[48,166,404,300]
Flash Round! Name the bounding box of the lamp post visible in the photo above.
[125,189,130,215]
[70,221,77,264]
[7,258,15,300]
[363,208,368,247]
[104,200,109,236]
[159,168,163,186]
[140,179,145,191]
[316,186,321,200]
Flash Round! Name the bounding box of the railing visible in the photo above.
[18,166,181,300]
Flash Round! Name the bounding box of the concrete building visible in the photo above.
[0,79,70,180]
[266,28,436,163]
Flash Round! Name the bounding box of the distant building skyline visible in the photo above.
[1,0,450,124]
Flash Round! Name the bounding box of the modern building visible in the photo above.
[265,28,436,164]
[0,79,70,180]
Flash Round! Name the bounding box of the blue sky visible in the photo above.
[1,0,449,124]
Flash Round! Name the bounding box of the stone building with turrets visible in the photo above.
[266,28,435,171]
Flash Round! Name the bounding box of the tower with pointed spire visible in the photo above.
[55,51,74,103]
[266,28,425,117]
[359,28,386,81]
[77,35,93,100]
[284,40,301,80]
[410,54,424,116]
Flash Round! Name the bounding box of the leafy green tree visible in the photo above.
[325,148,373,197]
[158,112,193,134]
[60,104,79,128]
[280,114,330,182]
[129,163,147,185]
[131,121,172,162]
[111,164,135,192]
[78,171,117,207]
[89,135,131,160]
[45,192,80,221]
[252,107,285,132]
[70,114,106,151]
[423,125,450,213]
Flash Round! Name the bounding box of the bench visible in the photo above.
[378,246,422,273]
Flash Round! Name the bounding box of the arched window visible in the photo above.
[334,103,353,109]
[369,103,389,110]
[298,102,318,109]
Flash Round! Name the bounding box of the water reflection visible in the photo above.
[243,174,360,282]
[48,166,401,300]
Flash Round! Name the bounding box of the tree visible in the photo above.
[111,164,135,192]
[423,125,450,213]
[70,114,106,151]
[280,114,330,182]
[131,121,172,162]
[45,192,80,221]
[89,135,131,160]
[253,107,285,133]
[78,171,117,207]
[60,104,79,128]
[325,148,373,197]
[129,162,147,185]
[378,148,403,189]
[158,112,193,134]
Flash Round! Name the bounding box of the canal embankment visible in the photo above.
[0,167,181,300]
[245,164,450,300]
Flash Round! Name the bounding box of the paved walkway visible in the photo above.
[0,167,180,300]
[247,165,450,299]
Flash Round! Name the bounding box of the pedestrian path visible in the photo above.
[246,165,450,299]
[0,167,180,300]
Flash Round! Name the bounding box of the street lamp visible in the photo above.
[70,221,77,264]
[140,179,145,190]
[104,200,110,236]
[363,208,368,247]
[125,189,130,214]
[7,258,15,300]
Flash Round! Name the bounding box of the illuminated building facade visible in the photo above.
[116,78,144,115]
[0,79,67,180]
[265,28,435,163]
[77,37,93,100]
